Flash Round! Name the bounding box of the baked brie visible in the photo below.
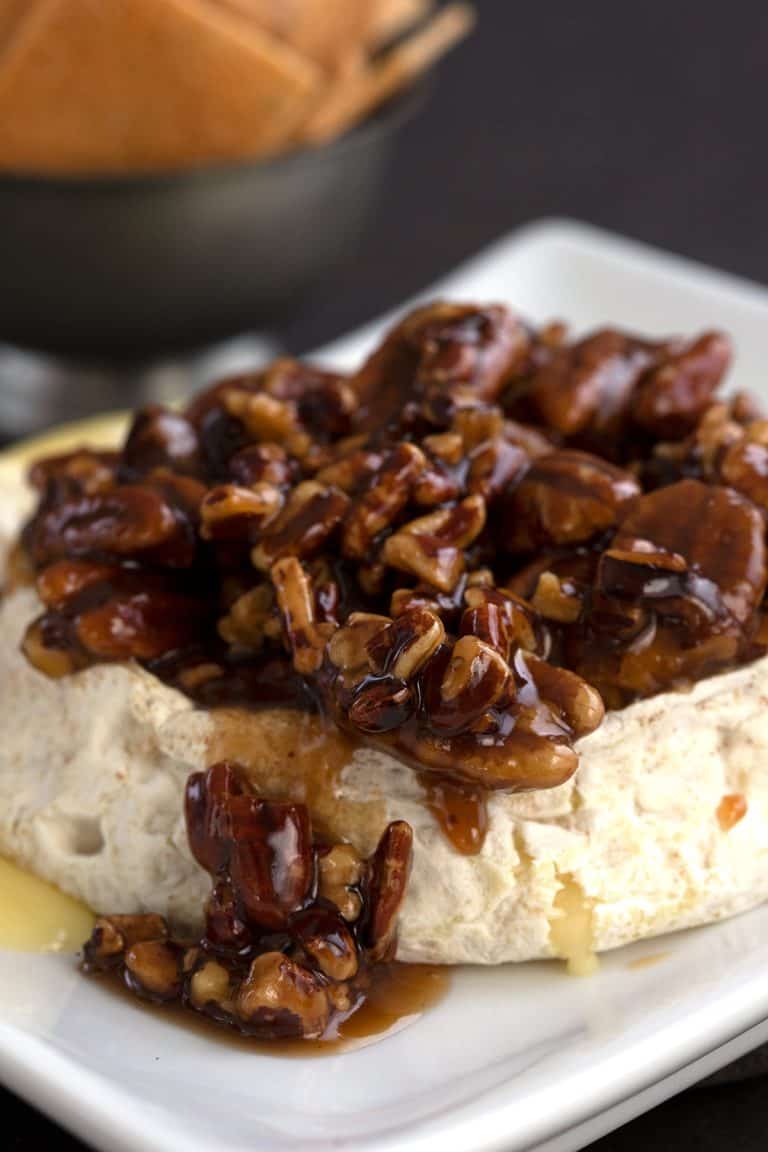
[2,303,768,1019]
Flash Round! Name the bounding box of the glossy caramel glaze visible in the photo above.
[96,962,449,1055]
[419,774,488,855]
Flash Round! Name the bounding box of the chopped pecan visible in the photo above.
[82,914,168,971]
[291,905,359,982]
[270,556,334,675]
[236,952,331,1038]
[341,443,425,559]
[124,940,182,1002]
[366,607,446,680]
[428,635,510,732]
[200,483,283,542]
[189,960,231,1011]
[422,431,464,464]
[218,360,357,462]
[523,652,605,737]
[348,677,414,733]
[318,844,364,922]
[467,437,528,501]
[229,801,313,930]
[531,571,582,623]
[21,617,84,678]
[327,611,391,673]
[227,442,297,489]
[251,482,349,571]
[218,584,276,650]
[381,495,486,592]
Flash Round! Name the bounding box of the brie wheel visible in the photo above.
[2,423,768,967]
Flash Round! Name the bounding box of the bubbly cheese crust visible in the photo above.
[2,460,768,964]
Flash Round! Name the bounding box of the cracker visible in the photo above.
[302,2,474,145]
[369,0,434,47]
[0,0,28,51]
[0,0,321,173]
[211,0,375,71]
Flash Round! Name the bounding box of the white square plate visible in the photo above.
[4,219,768,1152]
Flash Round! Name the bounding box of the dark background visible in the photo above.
[6,0,768,1147]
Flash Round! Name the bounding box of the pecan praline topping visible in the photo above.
[18,301,767,784]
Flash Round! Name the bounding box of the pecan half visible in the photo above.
[500,450,640,552]
[353,303,530,432]
[613,479,766,626]
[631,331,731,438]
[364,820,413,962]
[520,329,656,438]
[120,407,201,479]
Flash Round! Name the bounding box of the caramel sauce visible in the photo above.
[207,708,386,850]
[101,963,449,1056]
[0,856,94,952]
[419,774,488,855]
[716,792,748,831]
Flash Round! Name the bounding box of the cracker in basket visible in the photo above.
[211,0,375,72]
[0,0,34,57]
[0,0,321,173]
[369,0,435,47]
[302,2,474,145]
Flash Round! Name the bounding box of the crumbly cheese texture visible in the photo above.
[2,477,768,964]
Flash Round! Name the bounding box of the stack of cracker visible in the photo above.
[0,0,473,174]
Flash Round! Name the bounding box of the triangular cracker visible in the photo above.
[211,0,375,71]
[302,2,473,144]
[0,0,321,172]
[0,0,34,57]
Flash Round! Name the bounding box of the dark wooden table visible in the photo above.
[5,0,768,1146]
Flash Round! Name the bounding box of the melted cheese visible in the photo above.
[0,856,94,952]
[550,875,598,977]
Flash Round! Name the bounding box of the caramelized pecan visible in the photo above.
[364,821,413,962]
[381,495,486,592]
[614,479,766,626]
[353,303,530,432]
[120,407,201,479]
[631,331,732,438]
[18,300,767,829]
[27,485,185,566]
[251,482,349,571]
[85,764,415,1042]
[341,443,425,559]
[500,450,640,552]
[520,329,656,438]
